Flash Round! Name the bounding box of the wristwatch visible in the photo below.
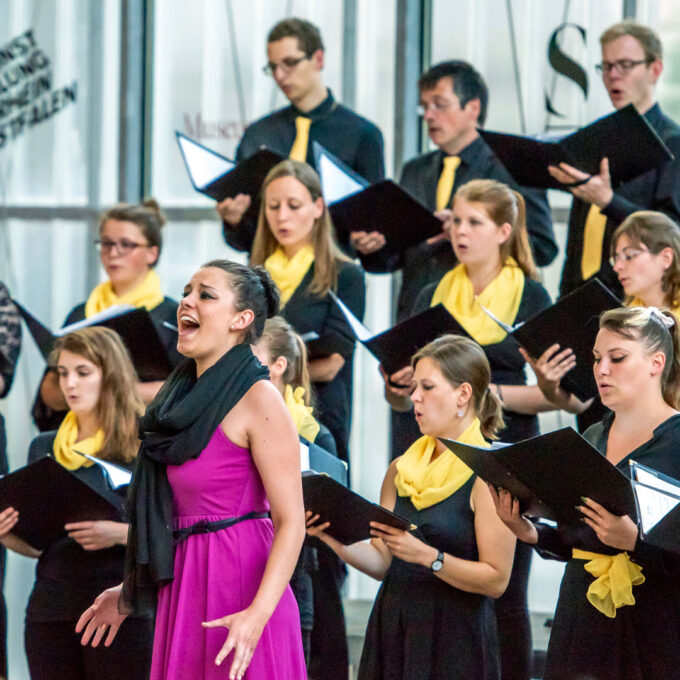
[430,550,445,572]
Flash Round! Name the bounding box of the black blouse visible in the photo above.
[281,260,366,462]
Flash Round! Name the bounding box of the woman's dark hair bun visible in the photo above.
[253,266,280,318]
[141,198,166,227]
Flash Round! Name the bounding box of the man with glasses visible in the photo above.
[218,16,385,253]
[357,60,556,322]
[549,19,680,297]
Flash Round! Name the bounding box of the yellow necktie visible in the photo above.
[289,116,312,162]
[436,156,461,211]
[581,204,608,280]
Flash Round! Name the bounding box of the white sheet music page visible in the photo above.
[317,151,365,204]
[178,135,234,189]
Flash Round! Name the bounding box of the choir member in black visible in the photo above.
[0,327,153,680]
[351,60,556,321]
[0,284,20,679]
[33,200,181,431]
[549,21,680,298]
[253,315,338,664]
[250,159,365,463]
[382,179,577,680]
[526,211,680,422]
[494,305,680,680]
[217,17,385,254]
[307,334,515,680]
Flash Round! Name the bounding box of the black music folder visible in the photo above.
[440,427,636,526]
[176,131,283,202]
[330,291,468,374]
[302,471,414,545]
[480,104,674,191]
[314,142,443,251]
[630,460,680,554]
[15,301,174,382]
[0,456,124,550]
[481,278,621,401]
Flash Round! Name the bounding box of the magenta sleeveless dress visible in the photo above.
[150,426,306,679]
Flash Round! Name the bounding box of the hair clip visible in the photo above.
[647,306,675,329]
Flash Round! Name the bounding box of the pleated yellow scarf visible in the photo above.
[572,549,645,618]
[84,269,164,318]
[629,296,680,316]
[431,258,525,345]
[284,384,320,443]
[264,245,315,306]
[394,418,488,510]
[52,410,105,470]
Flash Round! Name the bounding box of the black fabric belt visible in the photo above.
[173,510,269,545]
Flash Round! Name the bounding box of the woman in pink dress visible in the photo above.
[77,260,307,680]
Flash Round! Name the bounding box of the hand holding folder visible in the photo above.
[479,279,621,401]
[439,427,637,527]
[314,142,444,252]
[480,104,674,191]
[0,456,124,550]
[303,471,414,545]
[175,131,283,202]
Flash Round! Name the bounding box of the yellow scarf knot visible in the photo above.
[264,245,315,307]
[431,258,525,345]
[84,269,164,318]
[284,384,320,443]
[53,411,105,470]
[394,418,487,510]
[572,549,645,618]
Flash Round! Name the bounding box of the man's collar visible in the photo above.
[292,89,336,119]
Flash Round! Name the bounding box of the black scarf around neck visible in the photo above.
[121,343,269,614]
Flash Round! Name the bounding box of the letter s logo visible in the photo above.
[545,23,588,118]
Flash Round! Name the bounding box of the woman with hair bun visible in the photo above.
[495,305,680,680]
[254,315,337,455]
[34,199,181,430]
[307,334,515,680]
[77,260,307,680]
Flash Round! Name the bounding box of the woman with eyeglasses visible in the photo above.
[33,200,181,431]
[527,211,680,418]
[610,210,680,311]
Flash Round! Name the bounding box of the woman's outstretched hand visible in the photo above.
[202,607,267,680]
[75,583,127,647]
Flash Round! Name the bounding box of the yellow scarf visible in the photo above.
[84,269,164,318]
[629,296,680,316]
[284,384,320,443]
[572,549,645,618]
[264,245,315,307]
[52,410,106,471]
[431,259,525,345]
[394,418,488,510]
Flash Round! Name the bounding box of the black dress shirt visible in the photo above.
[223,90,385,253]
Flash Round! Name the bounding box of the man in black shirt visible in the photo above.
[354,60,557,320]
[549,20,680,297]
[217,17,385,253]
